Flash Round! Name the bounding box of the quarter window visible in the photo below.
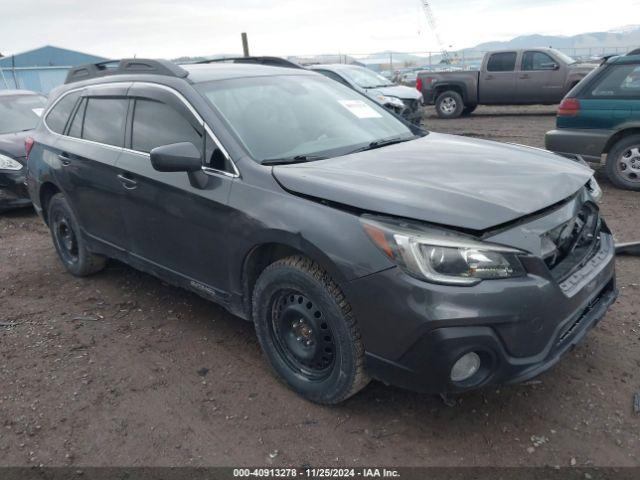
[487,52,517,72]
[522,52,557,71]
[131,99,203,154]
[82,98,128,147]
[67,98,86,139]
[592,64,640,97]
[45,91,81,134]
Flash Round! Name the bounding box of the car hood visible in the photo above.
[0,130,29,159]
[369,85,422,101]
[272,133,593,231]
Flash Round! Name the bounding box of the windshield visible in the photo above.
[197,74,417,162]
[553,50,577,65]
[0,94,47,135]
[337,66,395,88]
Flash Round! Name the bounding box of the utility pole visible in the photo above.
[241,32,250,57]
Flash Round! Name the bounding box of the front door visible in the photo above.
[517,51,566,103]
[115,84,236,296]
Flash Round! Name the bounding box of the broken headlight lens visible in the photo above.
[374,94,404,108]
[0,154,22,171]
[361,215,526,286]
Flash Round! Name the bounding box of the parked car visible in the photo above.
[309,64,423,124]
[545,51,640,191]
[27,59,615,404]
[0,89,47,212]
[417,48,596,118]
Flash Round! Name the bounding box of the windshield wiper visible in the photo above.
[261,154,327,166]
[347,136,414,155]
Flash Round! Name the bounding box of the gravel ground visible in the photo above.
[1,105,638,468]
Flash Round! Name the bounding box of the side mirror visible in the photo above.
[150,142,202,172]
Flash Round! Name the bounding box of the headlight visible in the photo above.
[374,94,404,108]
[587,176,603,203]
[361,215,526,286]
[0,154,23,171]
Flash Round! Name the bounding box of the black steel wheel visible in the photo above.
[270,291,336,380]
[48,193,106,276]
[252,255,369,404]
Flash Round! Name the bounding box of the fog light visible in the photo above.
[450,352,481,382]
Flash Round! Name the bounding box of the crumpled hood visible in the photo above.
[0,131,29,160]
[272,133,593,231]
[369,85,422,101]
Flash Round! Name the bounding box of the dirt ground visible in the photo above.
[1,106,638,468]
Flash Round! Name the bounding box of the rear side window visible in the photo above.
[591,64,640,98]
[131,99,203,153]
[487,52,517,72]
[45,91,81,134]
[82,98,128,147]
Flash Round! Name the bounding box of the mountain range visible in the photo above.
[471,25,640,51]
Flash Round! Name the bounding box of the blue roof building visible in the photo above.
[0,45,108,94]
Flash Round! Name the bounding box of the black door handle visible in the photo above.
[58,154,71,166]
[117,173,138,190]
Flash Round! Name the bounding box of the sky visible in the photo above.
[1,0,639,59]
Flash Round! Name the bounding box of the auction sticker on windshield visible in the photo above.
[338,100,382,119]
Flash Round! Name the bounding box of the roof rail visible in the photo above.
[64,58,189,84]
[195,56,304,69]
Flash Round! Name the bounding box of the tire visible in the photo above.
[252,255,369,404]
[435,90,464,119]
[462,104,477,116]
[48,193,106,276]
[605,135,640,191]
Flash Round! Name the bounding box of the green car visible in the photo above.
[546,50,640,191]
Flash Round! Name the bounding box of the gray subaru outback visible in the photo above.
[26,59,616,404]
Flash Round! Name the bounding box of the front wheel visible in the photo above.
[605,135,640,191]
[435,90,464,119]
[48,193,106,276]
[252,256,369,404]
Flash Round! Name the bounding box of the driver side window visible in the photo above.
[522,52,556,71]
[130,98,232,172]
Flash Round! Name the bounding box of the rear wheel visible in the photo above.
[252,255,369,404]
[606,135,640,191]
[435,90,464,119]
[48,193,106,276]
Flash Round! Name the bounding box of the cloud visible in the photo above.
[1,0,637,59]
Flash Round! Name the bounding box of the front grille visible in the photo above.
[556,279,613,345]
[402,99,420,113]
[542,202,602,281]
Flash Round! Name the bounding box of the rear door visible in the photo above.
[517,51,567,103]
[115,84,236,295]
[479,52,518,104]
[53,84,130,249]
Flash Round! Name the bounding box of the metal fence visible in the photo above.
[290,46,637,73]
[0,66,70,93]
